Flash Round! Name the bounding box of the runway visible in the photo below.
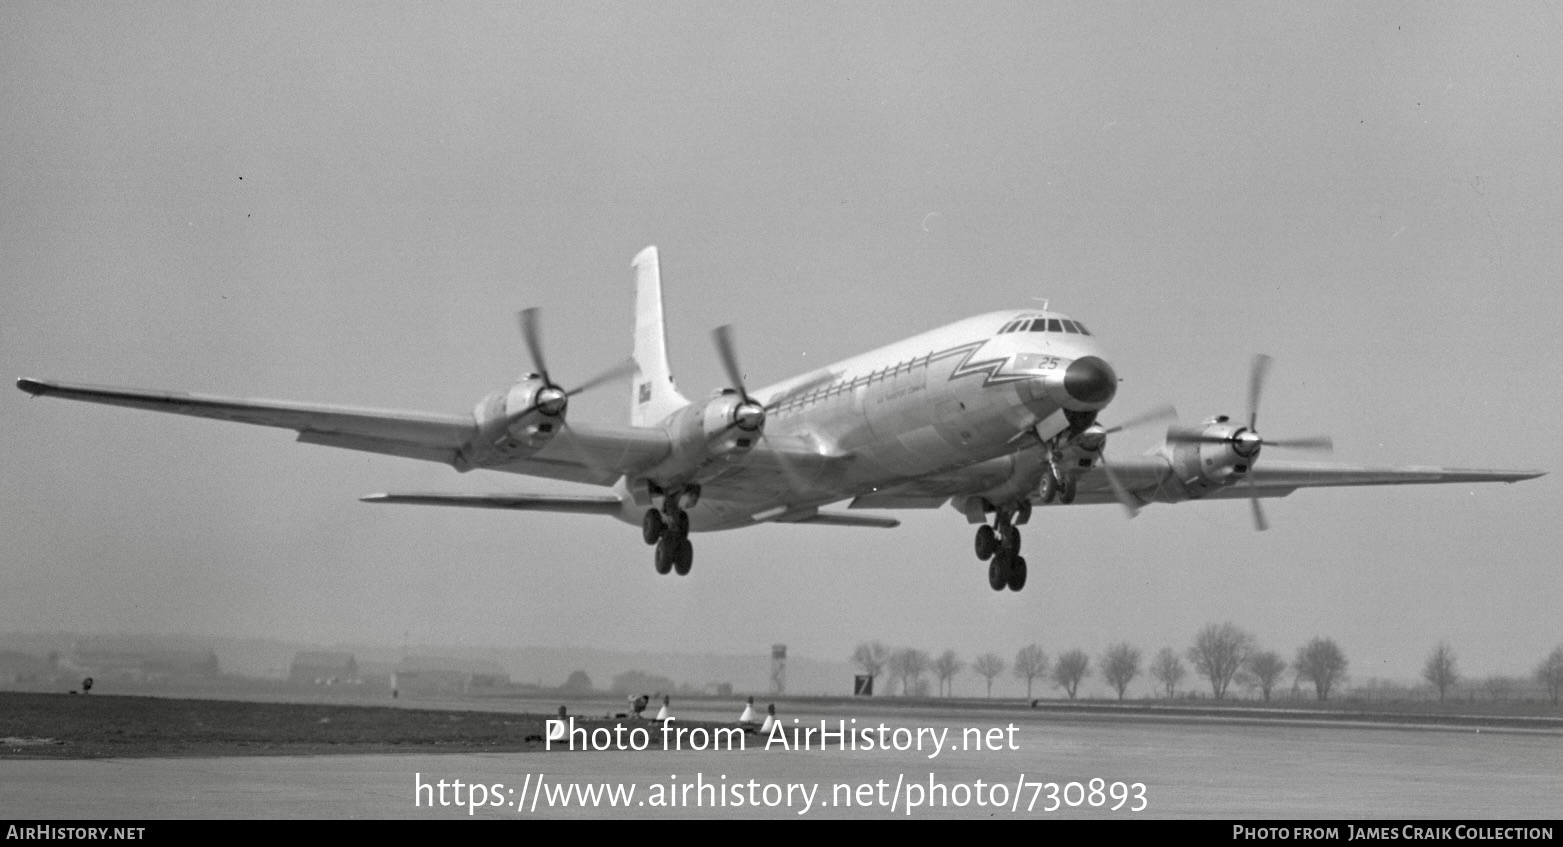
[5,703,1560,819]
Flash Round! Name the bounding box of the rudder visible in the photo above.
[630,246,691,427]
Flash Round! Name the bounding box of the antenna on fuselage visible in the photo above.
[1031,297,1049,311]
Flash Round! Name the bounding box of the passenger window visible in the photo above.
[1062,320,1079,333]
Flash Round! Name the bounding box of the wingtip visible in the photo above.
[631,245,658,267]
[17,378,49,396]
[359,493,391,502]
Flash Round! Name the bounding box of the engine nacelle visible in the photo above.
[1164,416,1260,500]
[649,390,767,484]
[459,375,568,468]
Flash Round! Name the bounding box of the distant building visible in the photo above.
[70,647,219,682]
[392,656,510,694]
[289,651,360,686]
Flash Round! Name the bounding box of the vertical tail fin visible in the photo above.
[630,246,692,427]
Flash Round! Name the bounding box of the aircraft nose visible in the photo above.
[1063,356,1118,405]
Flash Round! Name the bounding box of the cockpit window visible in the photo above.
[1061,319,1079,333]
[1074,322,1090,335]
[1028,319,1045,331]
[1046,318,1063,332]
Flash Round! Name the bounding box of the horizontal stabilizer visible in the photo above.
[774,509,900,529]
[360,492,624,515]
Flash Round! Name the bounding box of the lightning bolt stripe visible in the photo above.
[772,339,1040,412]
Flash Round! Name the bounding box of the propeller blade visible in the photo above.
[1104,404,1179,435]
[517,308,550,384]
[565,358,637,397]
[1261,434,1334,451]
[1248,353,1272,431]
[711,325,750,402]
[760,430,811,494]
[1099,456,1141,519]
[1247,474,1269,532]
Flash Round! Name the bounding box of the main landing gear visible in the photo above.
[974,506,1029,592]
[644,486,697,576]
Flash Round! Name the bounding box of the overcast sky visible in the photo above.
[3,2,1559,694]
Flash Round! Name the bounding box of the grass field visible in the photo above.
[0,691,698,759]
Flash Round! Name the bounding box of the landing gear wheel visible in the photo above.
[654,536,675,575]
[987,557,1007,591]
[1038,470,1058,504]
[642,509,665,545]
[975,525,997,561]
[1000,523,1021,556]
[666,509,689,536]
[673,536,694,576]
[1007,556,1027,592]
[1059,477,1078,505]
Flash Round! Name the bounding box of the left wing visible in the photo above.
[1057,457,1543,507]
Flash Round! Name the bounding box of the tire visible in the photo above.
[654,537,675,575]
[1008,556,1027,592]
[642,509,665,546]
[673,537,694,576]
[1038,470,1058,504]
[1000,523,1021,555]
[1059,477,1078,505]
[974,525,997,561]
[987,558,1006,591]
[667,509,689,535]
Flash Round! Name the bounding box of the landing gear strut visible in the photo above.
[975,507,1030,592]
[649,486,698,576]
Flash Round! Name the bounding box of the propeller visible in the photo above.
[1095,404,1178,518]
[708,325,812,492]
[1164,354,1333,530]
[515,308,635,418]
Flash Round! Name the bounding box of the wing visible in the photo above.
[1054,456,1544,507]
[16,377,671,485]
[18,377,474,465]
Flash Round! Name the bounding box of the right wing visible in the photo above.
[16,377,671,485]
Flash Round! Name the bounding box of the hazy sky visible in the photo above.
[3,2,1559,694]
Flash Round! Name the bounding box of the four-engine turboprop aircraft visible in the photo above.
[16,246,1544,592]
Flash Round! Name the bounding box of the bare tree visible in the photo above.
[1188,622,1254,700]
[887,648,931,697]
[1013,644,1048,700]
[1051,649,1091,700]
[1149,647,1186,698]
[1293,638,1348,702]
[973,653,1005,698]
[1422,642,1459,703]
[1536,645,1563,706]
[851,642,889,695]
[931,649,965,697]
[1100,643,1142,700]
[1245,650,1287,702]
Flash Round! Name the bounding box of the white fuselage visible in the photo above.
[617,309,1115,531]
